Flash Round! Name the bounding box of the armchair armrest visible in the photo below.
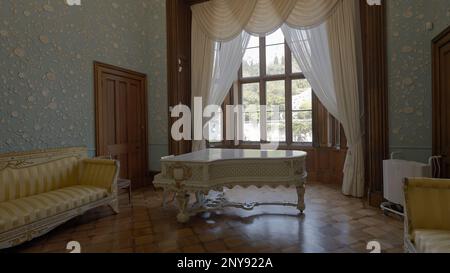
[79,159,120,194]
[404,178,450,236]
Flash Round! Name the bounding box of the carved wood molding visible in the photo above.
[0,147,87,171]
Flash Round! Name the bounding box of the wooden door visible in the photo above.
[94,62,148,187]
[433,26,450,178]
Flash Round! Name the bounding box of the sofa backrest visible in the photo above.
[0,147,88,202]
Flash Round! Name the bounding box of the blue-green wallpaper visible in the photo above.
[0,0,168,171]
[387,0,450,163]
[3,0,447,169]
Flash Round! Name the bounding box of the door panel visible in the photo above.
[126,79,142,185]
[116,79,129,179]
[95,62,148,187]
[103,79,117,150]
[433,26,450,178]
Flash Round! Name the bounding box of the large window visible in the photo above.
[208,29,344,148]
[239,29,312,144]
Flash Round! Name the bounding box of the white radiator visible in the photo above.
[382,159,432,206]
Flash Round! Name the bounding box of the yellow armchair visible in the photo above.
[404,178,450,253]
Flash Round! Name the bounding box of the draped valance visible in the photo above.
[191,0,341,41]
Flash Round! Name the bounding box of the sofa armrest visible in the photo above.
[404,178,450,237]
[79,159,120,194]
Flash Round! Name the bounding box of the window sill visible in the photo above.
[208,142,346,152]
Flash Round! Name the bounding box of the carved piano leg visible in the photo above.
[176,192,191,223]
[296,185,306,213]
[162,188,168,208]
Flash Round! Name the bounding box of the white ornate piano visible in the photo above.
[153,149,307,223]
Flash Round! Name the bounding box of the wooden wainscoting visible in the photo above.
[214,144,348,185]
[306,147,347,185]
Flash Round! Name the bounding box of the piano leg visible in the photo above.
[176,191,191,223]
[296,185,306,213]
[162,188,168,208]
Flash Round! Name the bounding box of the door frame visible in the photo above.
[94,61,149,177]
[432,26,450,166]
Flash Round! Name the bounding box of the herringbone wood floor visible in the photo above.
[8,183,404,253]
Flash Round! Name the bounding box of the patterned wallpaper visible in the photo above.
[387,0,450,162]
[0,0,168,170]
[4,0,448,168]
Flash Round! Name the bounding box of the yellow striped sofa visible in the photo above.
[404,178,450,253]
[0,147,119,249]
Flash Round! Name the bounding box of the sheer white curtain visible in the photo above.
[282,0,364,197]
[208,32,251,107]
[191,24,250,151]
[281,24,338,120]
[191,18,215,152]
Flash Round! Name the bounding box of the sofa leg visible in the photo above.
[296,184,306,214]
[109,199,119,214]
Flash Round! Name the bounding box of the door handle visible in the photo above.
[178,58,183,73]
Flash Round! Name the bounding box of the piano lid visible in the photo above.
[161,149,307,163]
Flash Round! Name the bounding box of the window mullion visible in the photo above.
[233,66,243,147]
[285,41,293,145]
[312,93,320,147]
[260,36,267,142]
[285,41,292,76]
[238,71,243,146]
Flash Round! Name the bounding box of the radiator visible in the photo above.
[383,159,432,206]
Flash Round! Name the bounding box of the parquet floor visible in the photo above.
[8,183,404,253]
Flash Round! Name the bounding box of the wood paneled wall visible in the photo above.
[306,147,347,185]
[167,0,192,156]
[213,144,348,185]
[360,0,389,206]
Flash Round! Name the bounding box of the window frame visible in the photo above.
[237,35,314,147]
[208,33,346,150]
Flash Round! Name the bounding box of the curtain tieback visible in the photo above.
[346,135,363,156]
[344,135,363,171]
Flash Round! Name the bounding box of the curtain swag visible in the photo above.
[192,0,341,42]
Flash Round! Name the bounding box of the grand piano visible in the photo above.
[153,149,307,223]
